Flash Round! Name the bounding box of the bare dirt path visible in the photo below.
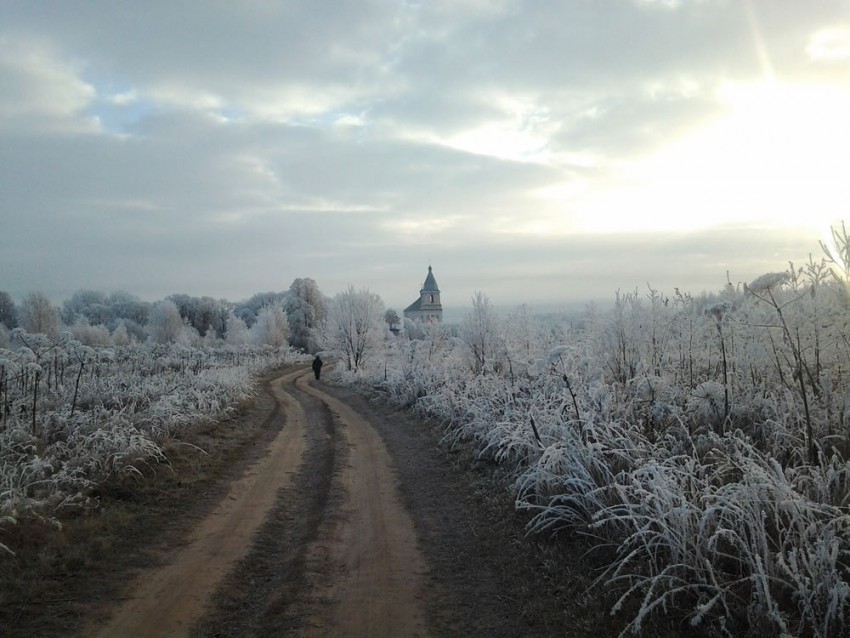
[83,367,429,638]
[297,374,428,637]
[84,368,309,637]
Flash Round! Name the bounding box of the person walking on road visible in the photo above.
[312,355,323,380]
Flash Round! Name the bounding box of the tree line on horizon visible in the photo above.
[0,278,332,352]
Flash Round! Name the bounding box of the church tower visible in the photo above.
[403,265,443,323]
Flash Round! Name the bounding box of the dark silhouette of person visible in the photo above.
[312,355,323,380]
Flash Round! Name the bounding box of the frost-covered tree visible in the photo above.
[234,291,288,328]
[458,291,501,374]
[403,317,425,340]
[111,321,132,346]
[290,278,326,320]
[148,299,185,344]
[19,292,60,339]
[61,289,151,329]
[0,291,17,329]
[118,319,147,343]
[167,293,197,330]
[203,327,221,347]
[166,294,229,337]
[62,289,108,325]
[224,311,250,346]
[286,278,327,351]
[318,286,385,372]
[504,304,539,363]
[70,317,112,347]
[194,296,223,337]
[421,321,452,361]
[250,303,289,347]
[384,308,400,329]
[106,290,150,327]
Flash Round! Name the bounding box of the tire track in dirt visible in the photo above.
[200,370,431,636]
[192,367,342,635]
[296,373,429,638]
[83,369,307,638]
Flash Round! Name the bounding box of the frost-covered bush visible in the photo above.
[589,434,850,636]
[0,332,307,537]
[334,263,850,636]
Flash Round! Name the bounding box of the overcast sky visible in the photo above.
[2,1,849,314]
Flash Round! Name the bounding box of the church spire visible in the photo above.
[421,265,440,294]
[403,265,443,323]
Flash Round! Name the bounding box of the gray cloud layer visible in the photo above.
[2,1,848,312]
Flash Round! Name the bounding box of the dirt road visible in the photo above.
[82,366,605,637]
[87,367,309,638]
[85,366,428,637]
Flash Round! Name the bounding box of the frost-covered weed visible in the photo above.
[335,272,850,636]
[0,335,305,535]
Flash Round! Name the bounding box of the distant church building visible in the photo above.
[403,266,443,323]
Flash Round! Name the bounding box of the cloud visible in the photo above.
[807,26,850,61]
[0,33,97,133]
[1,0,848,309]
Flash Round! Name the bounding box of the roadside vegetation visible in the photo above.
[0,339,302,537]
[335,226,850,637]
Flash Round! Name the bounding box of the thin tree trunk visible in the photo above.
[71,361,85,417]
[32,370,39,437]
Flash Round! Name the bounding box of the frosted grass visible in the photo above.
[0,338,306,530]
[341,272,850,636]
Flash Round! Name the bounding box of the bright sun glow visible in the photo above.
[576,81,850,237]
[446,125,549,163]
